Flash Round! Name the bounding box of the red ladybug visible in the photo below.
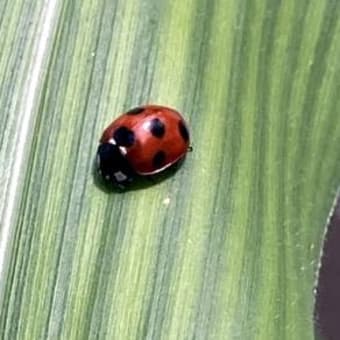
[96,105,191,187]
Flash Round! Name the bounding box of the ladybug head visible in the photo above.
[96,142,135,187]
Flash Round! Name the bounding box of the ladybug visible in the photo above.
[96,105,191,188]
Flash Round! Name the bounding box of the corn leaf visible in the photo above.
[1,0,340,339]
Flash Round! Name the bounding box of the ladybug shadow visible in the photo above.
[92,157,184,193]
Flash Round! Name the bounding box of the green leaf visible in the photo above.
[1,0,340,339]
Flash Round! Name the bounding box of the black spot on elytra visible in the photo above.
[152,150,166,169]
[126,107,145,115]
[149,118,165,138]
[113,126,135,147]
[178,120,189,142]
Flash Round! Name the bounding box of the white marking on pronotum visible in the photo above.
[108,138,116,145]
[0,0,60,288]
[114,171,127,182]
[119,146,127,155]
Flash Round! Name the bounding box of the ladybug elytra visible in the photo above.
[96,105,191,188]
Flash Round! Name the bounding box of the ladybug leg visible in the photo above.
[187,145,193,152]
